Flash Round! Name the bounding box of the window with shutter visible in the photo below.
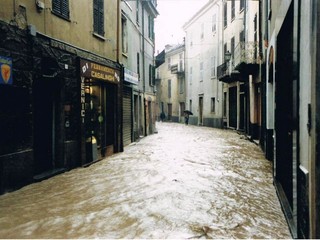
[52,0,69,19]
[93,0,104,36]
[149,65,155,86]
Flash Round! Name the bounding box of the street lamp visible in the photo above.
[224,51,232,62]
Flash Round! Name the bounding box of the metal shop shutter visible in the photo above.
[123,86,132,146]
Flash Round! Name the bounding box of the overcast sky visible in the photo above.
[155,0,209,53]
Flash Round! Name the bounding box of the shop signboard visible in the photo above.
[0,56,13,85]
[80,59,120,83]
[124,68,139,85]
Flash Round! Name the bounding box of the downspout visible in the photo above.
[142,2,146,94]
[258,0,264,145]
[13,0,16,17]
[220,0,225,125]
[217,0,223,124]
[142,2,147,136]
[117,0,120,62]
[315,0,320,238]
[117,0,123,151]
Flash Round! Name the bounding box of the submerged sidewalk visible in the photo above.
[0,122,291,239]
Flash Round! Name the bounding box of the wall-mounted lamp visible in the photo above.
[35,0,45,12]
[224,51,232,62]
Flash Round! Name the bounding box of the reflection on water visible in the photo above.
[0,122,291,239]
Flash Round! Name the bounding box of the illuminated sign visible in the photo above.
[0,56,13,85]
[80,59,120,83]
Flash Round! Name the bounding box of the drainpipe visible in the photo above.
[142,2,147,136]
[142,2,146,95]
[220,0,225,125]
[13,0,16,17]
[216,0,222,117]
[117,0,120,62]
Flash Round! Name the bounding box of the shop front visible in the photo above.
[80,59,122,165]
[123,68,139,147]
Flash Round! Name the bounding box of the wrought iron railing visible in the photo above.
[217,41,259,80]
[233,41,259,68]
[217,62,228,79]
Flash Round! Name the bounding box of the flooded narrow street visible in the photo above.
[0,122,291,239]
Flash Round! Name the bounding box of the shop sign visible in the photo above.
[80,59,120,83]
[124,68,139,85]
[80,77,85,123]
[0,56,13,85]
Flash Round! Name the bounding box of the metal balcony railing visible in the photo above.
[171,64,184,75]
[217,62,228,80]
[233,41,260,69]
[217,41,259,81]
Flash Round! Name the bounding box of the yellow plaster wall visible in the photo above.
[0,0,119,61]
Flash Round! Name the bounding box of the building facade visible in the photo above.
[121,0,158,144]
[0,0,123,193]
[217,0,261,141]
[183,0,224,128]
[264,0,320,237]
[155,44,185,123]
[155,0,320,238]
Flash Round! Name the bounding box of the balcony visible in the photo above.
[171,64,185,77]
[217,62,240,83]
[217,62,229,81]
[143,0,158,17]
[233,41,260,74]
[217,41,260,83]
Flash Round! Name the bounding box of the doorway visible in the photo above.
[199,96,203,125]
[84,80,116,163]
[33,77,60,175]
[148,100,153,134]
[167,103,172,121]
[275,3,297,234]
[229,86,237,128]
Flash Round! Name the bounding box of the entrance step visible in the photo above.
[33,168,66,182]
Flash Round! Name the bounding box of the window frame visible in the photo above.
[122,16,128,54]
[52,0,70,20]
[224,2,228,28]
[212,13,217,33]
[93,0,105,37]
[231,0,235,21]
[211,97,216,113]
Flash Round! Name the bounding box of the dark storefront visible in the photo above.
[0,21,123,194]
[122,68,139,147]
[79,59,121,165]
[228,86,237,128]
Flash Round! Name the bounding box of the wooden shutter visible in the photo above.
[93,0,104,36]
[61,0,69,18]
[52,0,69,19]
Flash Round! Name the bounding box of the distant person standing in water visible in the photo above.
[160,112,165,122]
[184,112,189,125]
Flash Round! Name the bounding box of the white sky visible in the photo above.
[155,0,209,53]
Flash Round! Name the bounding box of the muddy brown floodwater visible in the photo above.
[0,122,291,239]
